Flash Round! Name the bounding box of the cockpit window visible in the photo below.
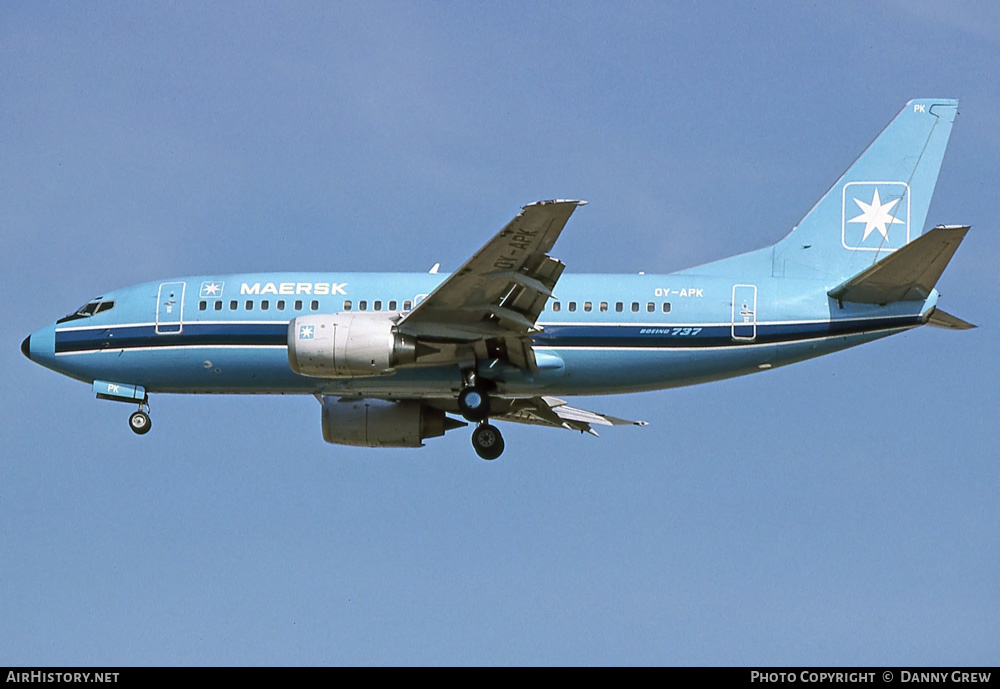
[57,298,115,323]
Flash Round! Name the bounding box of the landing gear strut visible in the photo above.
[471,422,504,460]
[129,402,152,435]
[457,368,491,422]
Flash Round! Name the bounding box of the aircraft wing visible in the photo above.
[495,396,647,436]
[397,200,584,370]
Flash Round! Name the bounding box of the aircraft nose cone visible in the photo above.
[21,335,31,360]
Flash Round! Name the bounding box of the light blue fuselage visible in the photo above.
[28,267,931,400]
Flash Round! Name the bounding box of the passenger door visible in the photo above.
[156,282,186,334]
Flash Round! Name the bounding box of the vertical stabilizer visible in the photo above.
[772,99,958,281]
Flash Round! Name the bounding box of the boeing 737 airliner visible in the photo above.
[22,99,972,459]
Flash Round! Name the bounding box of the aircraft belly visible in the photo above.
[524,326,911,395]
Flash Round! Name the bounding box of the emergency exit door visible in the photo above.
[731,284,757,341]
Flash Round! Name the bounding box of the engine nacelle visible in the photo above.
[322,398,458,448]
[287,313,417,378]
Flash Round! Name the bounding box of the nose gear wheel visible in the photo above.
[129,410,151,435]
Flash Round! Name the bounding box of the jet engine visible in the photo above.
[321,397,464,447]
[287,313,417,377]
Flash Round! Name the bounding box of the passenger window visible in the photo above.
[230,300,238,311]
[583,301,592,312]
[662,302,671,313]
[599,302,608,313]
[261,300,269,311]
[359,300,368,311]
[214,301,223,311]
[294,300,303,310]
[389,300,397,310]
[631,302,639,313]
[310,300,318,311]
[374,300,382,311]
[616,302,623,313]
[647,302,655,313]
[199,301,207,311]
[552,302,561,312]
[245,300,253,311]
[277,300,285,311]
[344,300,352,311]
[403,300,412,311]
[568,302,577,312]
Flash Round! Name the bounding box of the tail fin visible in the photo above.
[772,99,958,281]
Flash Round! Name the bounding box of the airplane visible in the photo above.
[22,99,973,460]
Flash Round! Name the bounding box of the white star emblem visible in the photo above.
[299,325,314,339]
[204,282,220,295]
[847,188,904,242]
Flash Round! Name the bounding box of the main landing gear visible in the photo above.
[128,403,152,435]
[459,371,504,460]
[471,422,504,460]
[458,385,491,422]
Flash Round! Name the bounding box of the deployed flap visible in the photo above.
[926,307,976,330]
[497,396,647,436]
[398,201,583,348]
[828,225,969,304]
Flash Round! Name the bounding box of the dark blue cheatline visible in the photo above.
[55,322,288,354]
[54,316,921,355]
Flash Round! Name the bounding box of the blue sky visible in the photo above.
[3,1,997,665]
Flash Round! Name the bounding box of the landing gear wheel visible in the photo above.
[129,410,151,435]
[458,386,491,422]
[471,423,504,460]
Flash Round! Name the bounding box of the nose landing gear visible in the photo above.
[128,403,152,435]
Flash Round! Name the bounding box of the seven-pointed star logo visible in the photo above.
[200,281,224,298]
[848,188,904,241]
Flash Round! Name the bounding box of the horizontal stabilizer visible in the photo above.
[828,225,969,304]
[926,307,976,330]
